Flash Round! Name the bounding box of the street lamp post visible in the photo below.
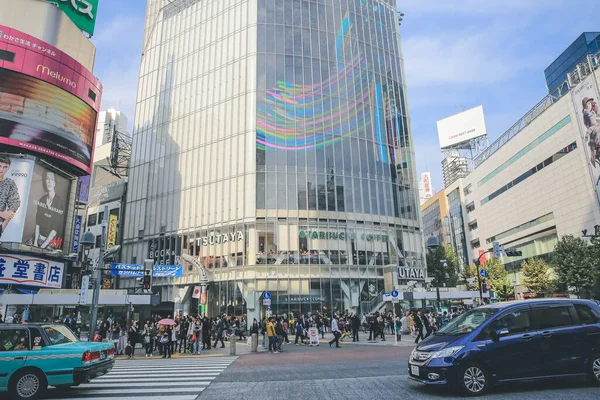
[80,229,96,338]
[182,254,209,317]
[426,234,448,313]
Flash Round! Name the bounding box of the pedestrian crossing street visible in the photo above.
[46,356,237,400]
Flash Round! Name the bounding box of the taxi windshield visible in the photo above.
[44,325,79,345]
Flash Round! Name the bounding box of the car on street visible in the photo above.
[408,299,600,396]
[0,323,115,399]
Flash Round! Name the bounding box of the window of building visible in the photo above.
[466,202,475,213]
[470,239,481,249]
[87,213,97,227]
[481,142,577,205]
[98,211,104,223]
[95,235,101,248]
[464,184,472,195]
[486,213,554,243]
[468,220,478,231]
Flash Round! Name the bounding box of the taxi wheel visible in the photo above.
[457,363,489,396]
[10,369,47,400]
[589,354,600,386]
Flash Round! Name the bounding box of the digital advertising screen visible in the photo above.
[0,25,102,174]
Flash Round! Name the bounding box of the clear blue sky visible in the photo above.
[90,0,600,191]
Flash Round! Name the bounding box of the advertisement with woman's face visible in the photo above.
[571,74,600,204]
[22,164,71,250]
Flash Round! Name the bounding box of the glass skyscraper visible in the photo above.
[122,0,424,321]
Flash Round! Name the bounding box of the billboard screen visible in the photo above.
[0,25,102,174]
[437,105,487,149]
[571,74,600,204]
[0,156,71,250]
[0,253,64,288]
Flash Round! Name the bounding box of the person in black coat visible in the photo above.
[422,311,432,340]
[202,317,212,350]
[351,314,360,342]
[414,310,424,344]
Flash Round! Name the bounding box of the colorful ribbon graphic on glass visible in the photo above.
[256,1,401,164]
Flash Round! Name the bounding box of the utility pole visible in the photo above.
[89,205,108,340]
[182,254,209,317]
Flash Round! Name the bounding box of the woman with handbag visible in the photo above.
[189,317,202,354]
[160,324,172,358]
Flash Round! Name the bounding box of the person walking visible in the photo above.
[275,317,285,352]
[213,318,225,348]
[351,313,360,342]
[368,313,376,341]
[163,325,173,358]
[189,317,202,355]
[128,321,139,358]
[250,318,259,345]
[329,314,341,348]
[266,317,277,353]
[202,316,212,350]
[414,310,424,344]
[422,311,432,340]
[260,317,267,348]
[142,320,152,357]
[294,318,304,345]
[179,318,190,353]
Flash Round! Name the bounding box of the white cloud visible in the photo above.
[402,29,546,88]
[397,0,563,15]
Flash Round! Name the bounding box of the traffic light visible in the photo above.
[504,249,522,257]
[143,274,151,290]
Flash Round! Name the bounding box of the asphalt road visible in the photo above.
[197,342,600,400]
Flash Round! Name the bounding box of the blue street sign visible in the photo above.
[493,242,500,258]
[264,291,271,299]
[391,289,399,297]
[480,269,488,278]
[152,265,183,277]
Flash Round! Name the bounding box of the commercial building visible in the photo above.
[545,32,600,94]
[420,190,451,249]
[464,49,600,298]
[0,0,102,320]
[121,0,425,321]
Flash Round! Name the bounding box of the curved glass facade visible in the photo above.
[123,0,423,321]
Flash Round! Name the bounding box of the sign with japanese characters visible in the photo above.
[152,264,183,277]
[0,253,64,288]
[110,263,143,277]
[43,0,99,36]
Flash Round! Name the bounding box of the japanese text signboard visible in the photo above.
[0,253,64,288]
[110,263,183,277]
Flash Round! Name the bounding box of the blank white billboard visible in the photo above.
[437,105,487,149]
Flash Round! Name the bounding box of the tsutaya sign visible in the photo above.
[299,231,390,242]
[195,231,244,246]
[44,0,98,36]
[398,267,426,280]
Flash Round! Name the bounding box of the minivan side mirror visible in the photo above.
[491,328,509,342]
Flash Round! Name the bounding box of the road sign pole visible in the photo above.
[393,303,397,346]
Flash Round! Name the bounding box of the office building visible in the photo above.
[121,0,424,320]
[545,32,600,94]
[465,49,600,298]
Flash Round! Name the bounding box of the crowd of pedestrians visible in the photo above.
[97,313,248,358]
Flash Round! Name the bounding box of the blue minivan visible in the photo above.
[408,299,600,396]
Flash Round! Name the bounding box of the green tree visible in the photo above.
[426,245,460,287]
[484,258,514,301]
[521,258,555,297]
[553,235,598,299]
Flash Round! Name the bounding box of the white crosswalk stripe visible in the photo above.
[45,356,237,400]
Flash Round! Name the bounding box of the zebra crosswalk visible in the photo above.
[45,356,237,400]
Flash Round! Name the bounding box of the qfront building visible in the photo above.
[122,0,424,322]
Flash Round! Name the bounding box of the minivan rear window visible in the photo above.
[533,307,573,330]
[574,304,600,325]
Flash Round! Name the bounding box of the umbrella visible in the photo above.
[158,318,176,325]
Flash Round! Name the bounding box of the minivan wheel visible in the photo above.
[589,354,600,385]
[458,363,489,396]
